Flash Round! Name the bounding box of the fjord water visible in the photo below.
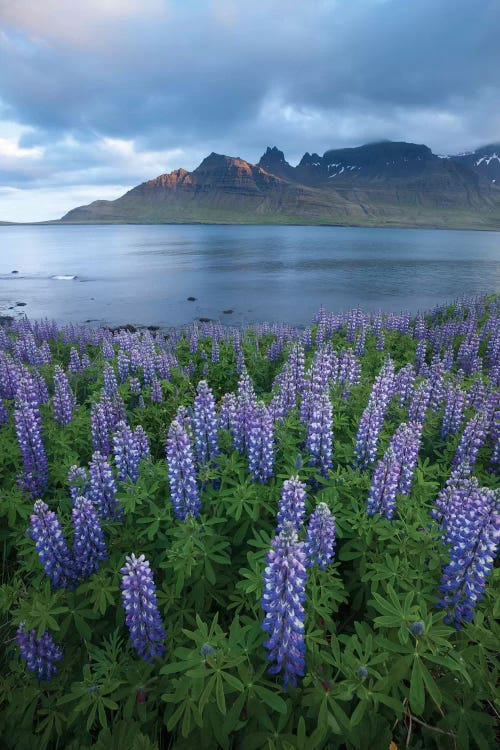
[1,224,499,327]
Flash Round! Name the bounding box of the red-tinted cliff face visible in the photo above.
[143,168,192,189]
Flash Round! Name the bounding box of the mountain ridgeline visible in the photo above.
[60,141,500,229]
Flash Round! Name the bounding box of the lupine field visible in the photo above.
[0,296,499,750]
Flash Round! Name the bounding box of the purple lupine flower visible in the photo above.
[300,344,336,426]
[173,404,191,435]
[29,500,75,588]
[354,358,395,469]
[117,349,130,383]
[33,371,50,405]
[414,313,427,340]
[14,391,48,498]
[233,370,257,453]
[0,398,8,425]
[491,406,500,469]
[437,490,499,628]
[441,383,467,438]
[39,341,52,365]
[337,347,360,391]
[236,346,245,375]
[211,339,220,364]
[456,333,481,375]
[466,377,486,412]
[103,362,118,397]
[415,340,427,375]
[16,371,43,410]
[247,402,274,483]
[134,425,151,460]
[375,332,385,351]
[394,364,415,407]
[301,327,313,350]
[219,392,237,431]
[53,366,76,426]
[276,476,307,532]
[189,329,199,354]
[261,525,307,689]
[407,379,431,425]
[193,380,219,465]
[120,553,166,661]
[366,447,401,520]
[442,347,454,371]
[113,421,141,484]
[68,347,82,373]
[16,625,63,681]
[166,420,201,520]
[0,353,18,399]
[305,502,336,569]
[371,311,383,337]
[141,348,157,387]
[129,377,141,395]
[432,472,483,542]
[270,365,296,421]
[88,451,120,519]
[102,339,115,360]
[354,327,366,356]
[306,391,333,478]
[286,342,305,404]
[452,410,489,470]
[72,496,108,579]
[150,377,163,403]
[389,422,422,496]
[91,401,111,457]
[67,465,88,503]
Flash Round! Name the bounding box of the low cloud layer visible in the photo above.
[1,0,499,220]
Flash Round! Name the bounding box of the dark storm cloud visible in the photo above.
[0,0,499,209]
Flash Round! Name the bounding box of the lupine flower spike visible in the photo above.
[16,625,63,681]
[305,502,336,568]
[261,524,307,689]
[29,500,75,588]
[120,554,166,661]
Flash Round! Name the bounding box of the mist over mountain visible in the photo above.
[59,141,500,230]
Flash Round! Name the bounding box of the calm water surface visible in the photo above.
[1,225,499,327]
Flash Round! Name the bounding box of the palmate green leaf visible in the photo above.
[252,686,287,714]
[409,658,425,715]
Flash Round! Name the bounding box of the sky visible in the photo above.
[1,0,499,222]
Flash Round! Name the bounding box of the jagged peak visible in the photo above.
[298,152,322,166]
[259,146,287,164]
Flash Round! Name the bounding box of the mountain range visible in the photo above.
[59,141,500,230]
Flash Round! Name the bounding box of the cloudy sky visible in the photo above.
[1,0,499,221]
